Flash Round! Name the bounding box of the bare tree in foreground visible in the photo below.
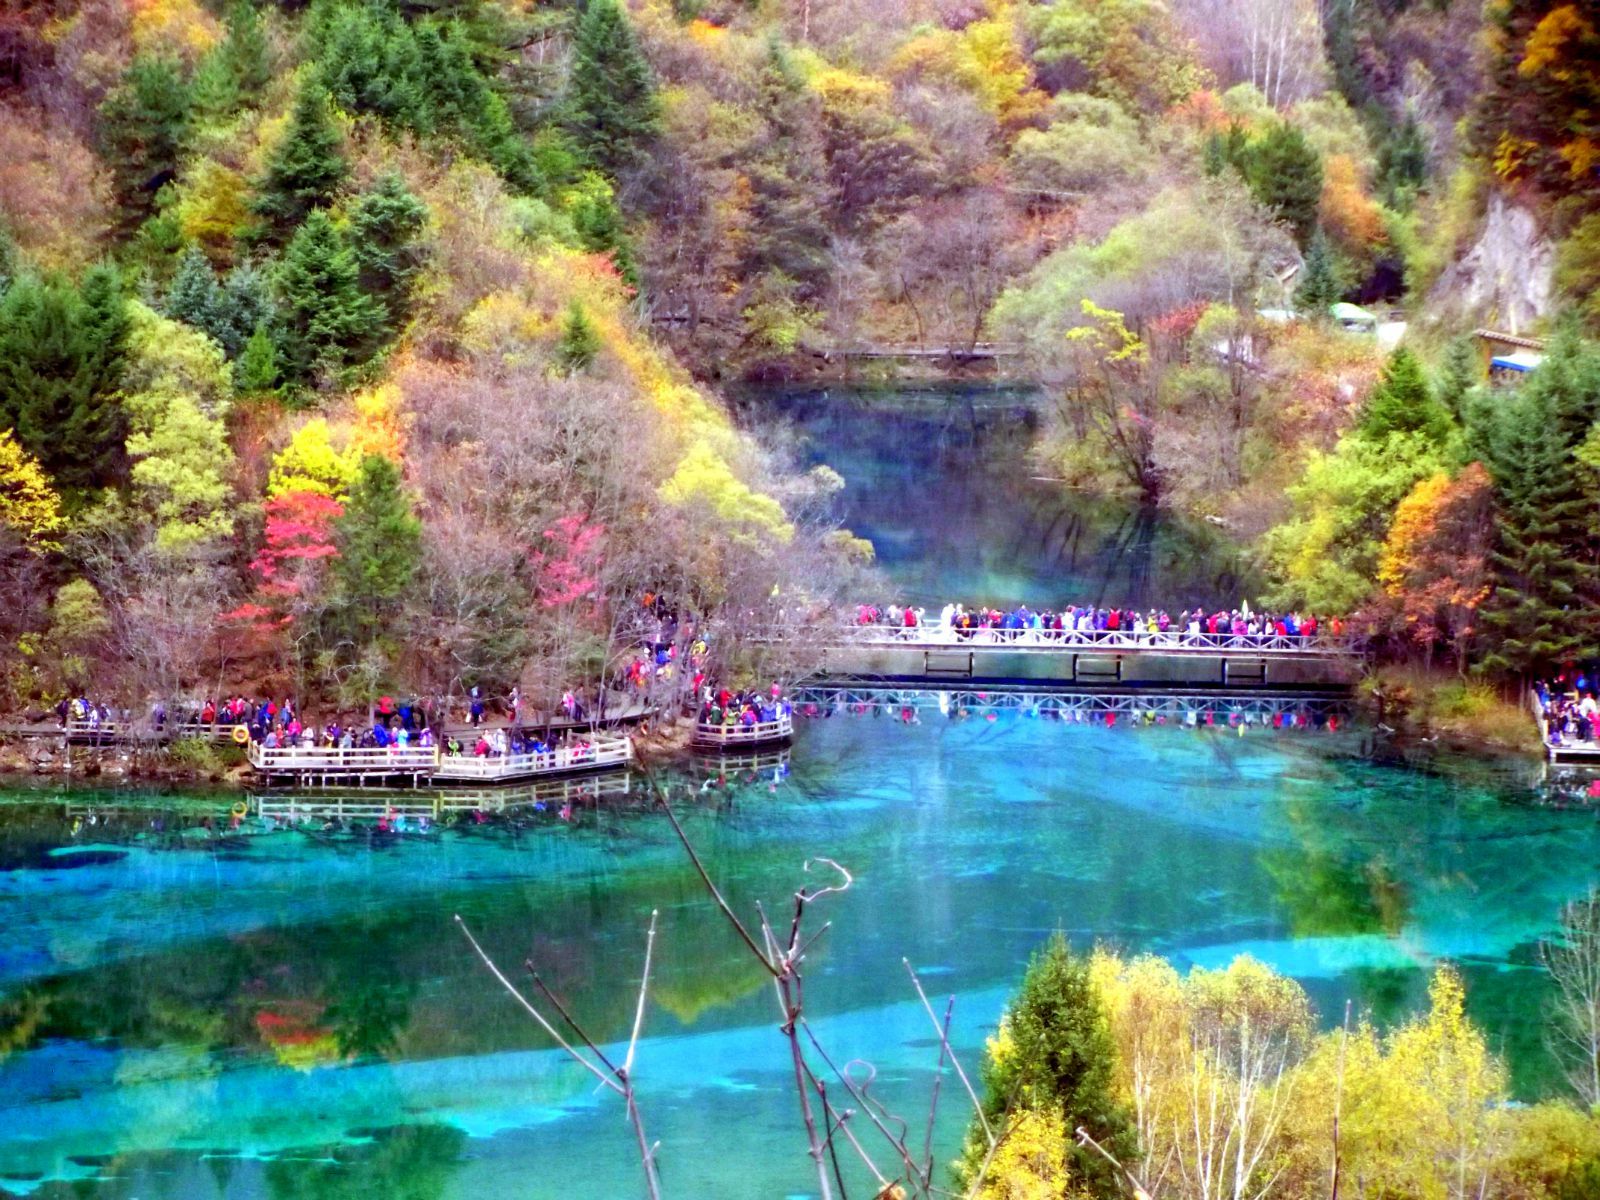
[1543,887,1600,1107]
[460,776,1008,1199]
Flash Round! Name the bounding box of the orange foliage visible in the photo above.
[1319,154,1386,255]
[1376,464,1493,661]
[1167,87,1230,134]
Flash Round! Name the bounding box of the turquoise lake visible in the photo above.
[0,387,1593,1198]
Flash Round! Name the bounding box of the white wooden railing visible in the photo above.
[248,742,440,775]
[431,735,632,780]
[692,713,795,747]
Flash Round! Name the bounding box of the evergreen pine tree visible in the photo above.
[252,85,349,244]
[959,934,1135,1199]
[0,222,17,297]
[214,263,275,358]
[348,173,429,332]
[273,210,383,383]
[1244,121,1323,247]
[0,268,128,491]
[1476,332,1600,678]
[234,321,280,396]
[193,0,271,119]
[566,0,660,174]
[332,453,421,644]
[165,245,222,331]
[557,300,600,373]
[1294,228,1341,316]
[1358,346,1454,445]
[98,56,192,238]
[319,3,429,131]
[1434,335,1482,421]
[740,39,832,296]
[1378,113,1429,210]
[190,51,240,123]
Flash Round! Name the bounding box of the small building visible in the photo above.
[1475,328,1547,385]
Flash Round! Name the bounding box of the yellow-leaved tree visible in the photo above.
[267,419,357,500]
[0,430,65,552]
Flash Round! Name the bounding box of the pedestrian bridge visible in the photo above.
[776,625,1362,689]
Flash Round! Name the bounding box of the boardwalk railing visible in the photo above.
[65,718,248,744]
[249,742,440,776]
[692,713,795,749]
[431,734,632,781]
[248,734,633,783]
[769,625,1361,657]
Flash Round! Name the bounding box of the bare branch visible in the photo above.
[624,908,660,1077]
[905,959,992,1145]
[455,915,621,1095]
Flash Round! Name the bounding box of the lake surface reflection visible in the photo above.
[734,385,1258,610]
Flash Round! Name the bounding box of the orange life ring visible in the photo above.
[231,725,249,745]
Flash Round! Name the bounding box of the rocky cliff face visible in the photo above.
[1427,193,1555,334]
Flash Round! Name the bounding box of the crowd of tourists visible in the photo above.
[1534,678,1600,747]
[850,602,1343,642]
[697,683,792,729]
[441,726,600,761]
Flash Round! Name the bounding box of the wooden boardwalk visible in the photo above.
[248,732,633,787]
[691,713,794,751]
[1530,692,1600,764]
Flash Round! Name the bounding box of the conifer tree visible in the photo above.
[1245,121,1323,247]
[273,210,382,383]
[235,322,281,396]
[1358,347,1454,446]
[332,453,421,643]
[566,0,660,174]
[557,300,600,374]
[1434,335,1482,421]
[223,0,272,96]
[98,56,192,238]
[740,39,832,296]
[1294,228,1341,316]
[959,934,1136,1199]
[320,2,428,130]
[192,1,270,122]
[1378,114,1429,209]
[347,173,429,333]
[214,263,275,358]
[0,268,129,492]
[252,85,349,244]
[1475,332,1600,678]
[165,245,221,331]
[0,222,17,297]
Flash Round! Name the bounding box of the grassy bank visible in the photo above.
[1358,665,1542,756]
